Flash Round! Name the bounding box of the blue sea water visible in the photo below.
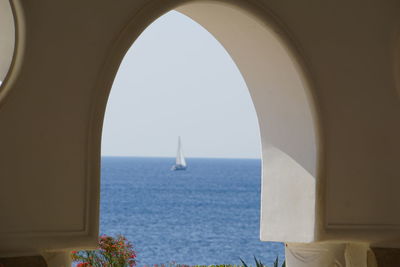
[100,157,285,266]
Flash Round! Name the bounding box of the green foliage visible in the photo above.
[71,236,285,267]
[147,260,286,267]
[71,234,136,267]
[144,264,244,267]
[185,265,240,267]
[239,256,285,267]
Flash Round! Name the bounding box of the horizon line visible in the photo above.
[101,155,261,160]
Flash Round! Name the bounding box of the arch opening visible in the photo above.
[100,10,273,265]
[98,0,319,260]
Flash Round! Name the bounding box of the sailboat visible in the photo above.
[171,136,187,171]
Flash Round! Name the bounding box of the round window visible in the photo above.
[0,0,15,84]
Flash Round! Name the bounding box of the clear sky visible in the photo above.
[101,11,261,159]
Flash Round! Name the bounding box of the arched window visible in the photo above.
[101,10,277,265]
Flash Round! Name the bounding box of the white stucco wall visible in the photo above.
[0,0,399,257]
[177,1,318,243]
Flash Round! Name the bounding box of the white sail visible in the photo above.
[175,136,186,167]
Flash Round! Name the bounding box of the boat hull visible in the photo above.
[171,164,187,171]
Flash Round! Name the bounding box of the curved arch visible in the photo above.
[175,2,319,242]
[91,0,321,243]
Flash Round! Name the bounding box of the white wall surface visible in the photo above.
[0,0,399,256]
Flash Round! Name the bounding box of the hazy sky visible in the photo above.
[101,11,261,159]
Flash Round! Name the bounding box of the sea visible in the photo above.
[100,157,285,266]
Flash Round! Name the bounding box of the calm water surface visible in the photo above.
[100,157,284,266]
